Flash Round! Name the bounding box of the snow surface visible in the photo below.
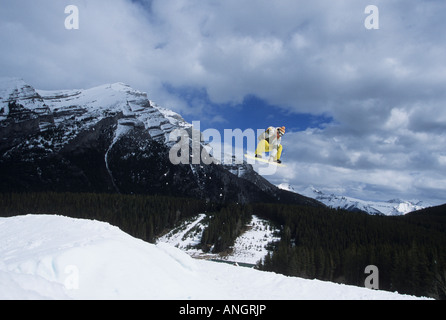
[0,77,46,121]
[0,215,428,300]
[158,215,280,265]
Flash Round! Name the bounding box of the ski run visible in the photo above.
[157,214,281,265]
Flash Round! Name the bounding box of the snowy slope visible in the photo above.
[36,82,182,145]
[0,215,428,300]
[278,184,429,216]
[158,215,280,264]
[0,77,193,156]
[0,78,46,117]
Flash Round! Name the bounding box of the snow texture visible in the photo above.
[0,215,428,300]
[158,215,280,265]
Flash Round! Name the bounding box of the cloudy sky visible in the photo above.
[1,0,445,204]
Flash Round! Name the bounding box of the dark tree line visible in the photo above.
[200,204,252,253]
[0,192,207,243]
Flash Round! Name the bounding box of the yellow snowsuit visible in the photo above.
[255,127,283,161]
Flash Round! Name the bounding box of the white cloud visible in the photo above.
[385,108,410,130]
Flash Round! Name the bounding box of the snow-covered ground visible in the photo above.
[0,215,428,300]
[158,215,280,264]
[221,216,280,264]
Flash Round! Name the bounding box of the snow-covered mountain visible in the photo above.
[0,214,427,300]
[278,184,430,216]
[0,77,317,206]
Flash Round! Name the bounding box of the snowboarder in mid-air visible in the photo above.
[255,126,286,164]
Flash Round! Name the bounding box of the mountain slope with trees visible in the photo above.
[1,192,444,299]
[1,79,444,299]
[254,202,446,299]
[0,78,319,207]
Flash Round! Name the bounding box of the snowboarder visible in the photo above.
[255,126,285,164]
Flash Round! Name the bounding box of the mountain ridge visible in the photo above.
[0,78,319,206]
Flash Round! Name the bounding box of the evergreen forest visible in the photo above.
[0,192,444,299]
[253,203,446,299]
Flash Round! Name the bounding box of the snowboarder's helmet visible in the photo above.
[278,126,286,137]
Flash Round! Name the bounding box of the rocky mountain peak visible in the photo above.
[0,78,320,206]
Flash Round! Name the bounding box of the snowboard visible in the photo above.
[244,154,286,167]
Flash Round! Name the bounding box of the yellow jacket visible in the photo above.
[257,127,283,160]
